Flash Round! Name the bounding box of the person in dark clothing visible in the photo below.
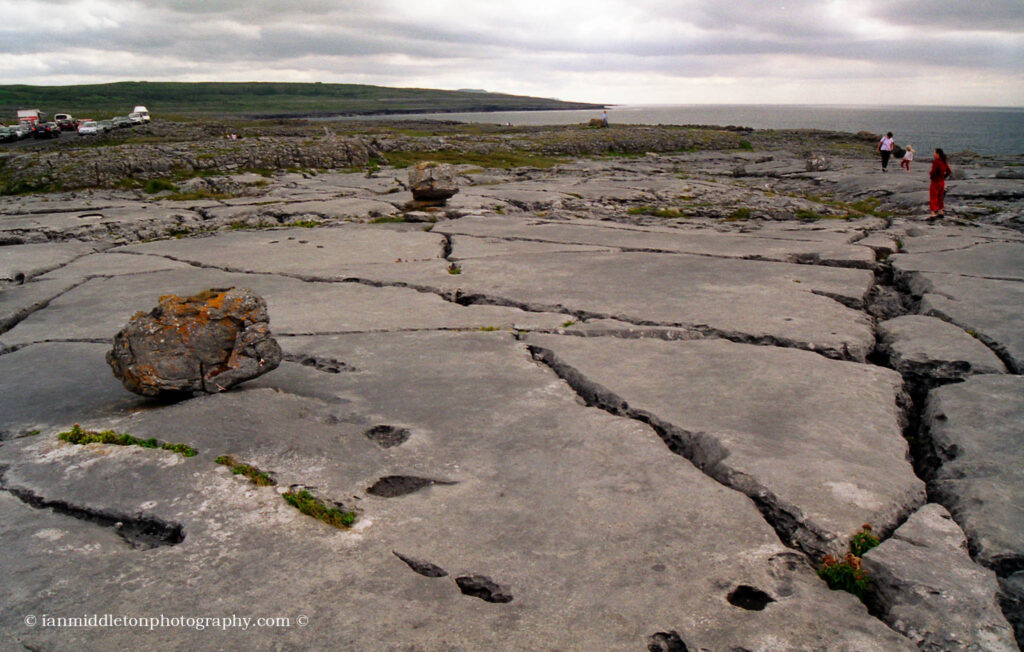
[877,132,895,172]
[929,148,952,218]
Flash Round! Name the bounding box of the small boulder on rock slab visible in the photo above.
[862,503,1017,652]
[106,287,282,397]
[408,161,459,205]
[805,156,831,172]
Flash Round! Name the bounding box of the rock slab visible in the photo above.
[876,315,1006,382]
[863,503,1016,651]
[106,287,281,396]
[923,375,1024,575]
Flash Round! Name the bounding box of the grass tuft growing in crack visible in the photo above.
[58,424,197,457]
[214,455,276,486]
[282,489,357,529]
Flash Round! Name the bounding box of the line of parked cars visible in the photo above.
[0,122,34,142]
[2,106,150,144]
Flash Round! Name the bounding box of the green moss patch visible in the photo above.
[282,489,357,529]
[143,179,178,194]
[58,424,197,457]
[214,455,276,486]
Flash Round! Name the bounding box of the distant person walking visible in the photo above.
[602,110,609,127]
[900,145,915,171]
[929,148,952,218]
[877,132,895,172]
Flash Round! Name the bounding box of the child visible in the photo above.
[900,145,915,171]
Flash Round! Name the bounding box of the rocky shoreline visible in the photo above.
[1,121,1022,650]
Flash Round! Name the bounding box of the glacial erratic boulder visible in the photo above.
[106,287,281,397]
[408,161,459,204]
[805,155,831,172]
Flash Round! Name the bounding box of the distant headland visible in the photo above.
[0,81,604,120]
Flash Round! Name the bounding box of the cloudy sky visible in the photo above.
[2,0,1022,106]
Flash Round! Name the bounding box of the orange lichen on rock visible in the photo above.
[106,287,281,397]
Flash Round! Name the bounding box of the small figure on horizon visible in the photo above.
[602,110,609,127]
[901,144,915,171]
[929,148,952,218]
[877,132,895,172]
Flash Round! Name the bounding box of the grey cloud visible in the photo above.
[0,0,1020,105]
[866,0,1024,31]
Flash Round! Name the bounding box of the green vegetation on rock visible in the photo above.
[214,455,276,487]
[58,424,197,457]
[282,489,357,529]
[817,525,880,598]
[818,553,872,598]
[143,179,178,194]
[849,524,881,557]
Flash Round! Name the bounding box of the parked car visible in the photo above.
[128,112,146,125]
[7,123,32,139]
[54,114,78,131]
[77,120,101,136]
[111,116,132,128]
[0,127,17,143]
[133,106,151,122]
[31,122,61,139]
[97,120,114,133]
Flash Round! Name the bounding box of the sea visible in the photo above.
[324,105,1024,157]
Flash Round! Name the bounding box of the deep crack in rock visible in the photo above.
[0,471,184,549]
[393,551,449,578]
[454,575,513,603]
[646,631,690,652]
[366,475,457,498]
[364,425,411,448]
[282,353,358,374]
[527,343,843,557]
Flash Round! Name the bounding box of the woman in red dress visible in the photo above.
[929,148,952,218]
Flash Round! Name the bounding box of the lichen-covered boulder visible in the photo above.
[106,287,281,397]
[805,155,831,171]
[408,161,459,203]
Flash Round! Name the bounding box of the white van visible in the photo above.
[131,106,151,122]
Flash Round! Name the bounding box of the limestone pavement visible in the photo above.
[1,148,1021,650]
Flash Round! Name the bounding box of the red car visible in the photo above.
[31,122,62,139]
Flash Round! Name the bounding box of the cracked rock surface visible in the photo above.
[862,503,1016,651]
[1,146,1021,650]
[922,375,1024,575]
[876,315,1007,381]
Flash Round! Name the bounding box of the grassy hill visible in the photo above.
[0,81,603,120]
